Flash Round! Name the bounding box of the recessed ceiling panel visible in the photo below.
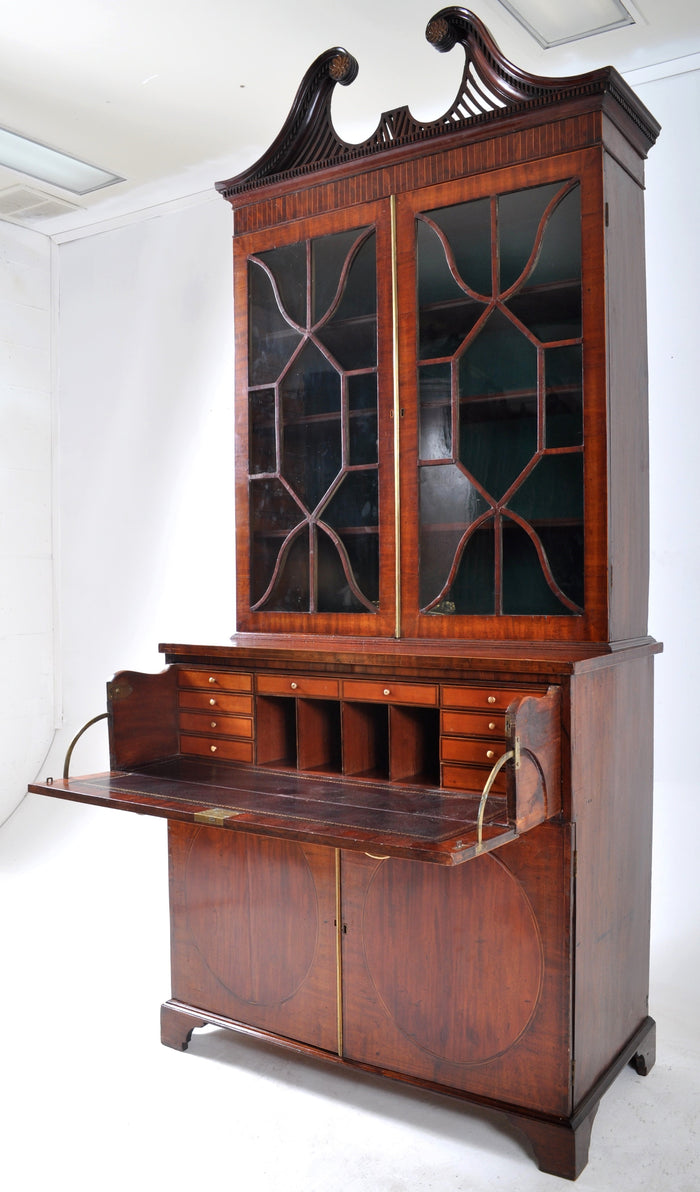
[497,0,635,48]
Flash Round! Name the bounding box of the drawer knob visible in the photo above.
[487,749,495,759]
[290,682,298,690]
[209,698,217,706]
[208,676,217,684]
[210,721,217,728]
[383,688,391,696]
[488,721,496,731]
[487,695,496,704]
[210,745,217,753]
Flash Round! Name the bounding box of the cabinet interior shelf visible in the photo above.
[421,518,584,531]
[419,278,581,316]
[251,525,379,538]
[420,385,583,407]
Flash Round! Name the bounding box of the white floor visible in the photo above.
[1,791,698,1192]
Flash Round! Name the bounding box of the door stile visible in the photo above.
[390,193,402,639]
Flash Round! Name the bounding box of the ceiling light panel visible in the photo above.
[0,126,123,195]
[497,0,635,48]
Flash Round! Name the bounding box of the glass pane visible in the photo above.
[313,228,368,323]
[264,532,310,612]
[502,185,581,341]
[249,388,276,474]
[324,468,378,527]
[498,182,563,291]
[348,374,378,465]
[419,363,452,460]
[316,232,377,370]
[446,524,495,614]
[506,282,581,343]
[507,453,584,523]
[537,524,584,609]
[249,259,303,386]
[256,241,307,327]
[527,186,581,289]
[417,219,486,360]
[280,341,342,510]
[316,531,376,613]
[458,307,538,399]
[502,522,572,615]
[280,338,341,420]
[459,393,537,500]
[422,198,492,295]
[419,464,489,607]
[249,478,305,605]
[545,345,583,447]
[458,310,537,498]
[320,471,380,610]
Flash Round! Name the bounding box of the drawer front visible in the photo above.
[441,709,506,737]
[441,685,534,712]
[178,668,253,693]
[342,680,438,706]
[179,711,253,739]
[180,735,254,763]
[441,736,506,767]
[441,762,507,794]
[257,675,339,699]
[178,690,254,715]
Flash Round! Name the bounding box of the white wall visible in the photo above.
[0,222,54,823]
[41,195,235,782]
[634,66,700,999]
[641,66,700,776]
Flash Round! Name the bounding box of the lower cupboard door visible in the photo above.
[340,823,574,1117]
[168,822,338,1053]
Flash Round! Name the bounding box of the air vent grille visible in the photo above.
[0,184,80,224]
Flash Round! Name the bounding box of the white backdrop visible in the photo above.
[0,55,698,1192]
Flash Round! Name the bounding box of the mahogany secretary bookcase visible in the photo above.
[31,10,661,1180]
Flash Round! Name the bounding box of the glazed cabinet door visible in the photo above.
[234,200,396,637]
[340,824,574,1116]
[396,149,608,643]
[168,822,339,1053]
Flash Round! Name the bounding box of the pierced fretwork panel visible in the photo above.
[417,181,584,617]
[248,227,379,614]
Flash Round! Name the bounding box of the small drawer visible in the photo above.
[179,711,253,739]
[180,735,254,763]
[441,736,506,767]
[442,762,507,795]
[342,679,438,706]
[442,709,506,737]
[257,675,339,699]
[178,668,253,693]
[441,685,534,712]
[178,690,254,715]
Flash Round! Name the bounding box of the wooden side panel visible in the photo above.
[571,654,655,1103]
[168,823,338,1054]
[341,823,574,1116]
[108,668,178,769]
[604,152,650,641]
